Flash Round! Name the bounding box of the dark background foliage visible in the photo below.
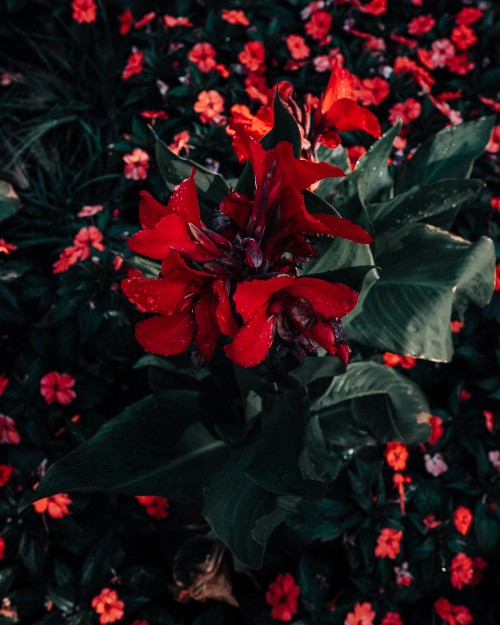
[0,0,499,624]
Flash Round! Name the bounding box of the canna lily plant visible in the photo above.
[21,90,496,570]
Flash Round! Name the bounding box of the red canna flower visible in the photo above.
[91,588,125,625]
[434,598,473,625]
[265,573,300,622]
[313,64,381,149]
[225,275,358,368]
[453,507,473,536]
[374,528,403,559]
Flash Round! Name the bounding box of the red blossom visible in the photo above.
[450,553,474,590]
[434,598,473,625]
[453,506,473,536]
[136,496,169,519]
[345,602,376,625]
[221,9,250,26]
[40,372,76,405]
[382,353,417,369]
[91,588,125,625]
[385,442,409,471]
[33,492,72,518]
[71,0,97,24]
[0,465,14,486]
[265,573,300,622]
[122,50,144,80]
[374,528,403,559]
[286,35,310,60]
[0,414,21,445]
[428,415,444,445]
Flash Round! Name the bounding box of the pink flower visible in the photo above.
[424,452,448,476]
[488,450,500,473]
[78,204,103,218]
[40,372,76,405]
[0,415,20,445]
[394,562,413,586]
[123,149,150,180]
[429,39,456,68]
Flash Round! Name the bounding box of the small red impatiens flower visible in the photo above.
[0,465,13,486]
[136,496,169,519]
[453,506,473,536]
[0,374,9,396]
[450,553,474,590]
[382,352,417,369]
[33,492,72,519]
[345,601,376,625]
[385,442,409,471]
[0,415,21,445]
[123,148,150,180]
[40,372,76,405]
[0,536,5,559]
[381,612,403,625]
[434,598,473,625]
[91,588,125,625]
[265,573,300,622]
[72,0,97,24]
[428,415,445,445]
[122,49,144,80]
[374,528,403,559]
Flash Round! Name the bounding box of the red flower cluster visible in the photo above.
[123,128,372,369]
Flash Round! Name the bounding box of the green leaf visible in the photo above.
[371,179,484,234]
[345,223,496,361]
[397,116,495,190]
[289,356,345,387]
[246,385,326,497]
[19,392,228,510]
[153,130,230,203]
[329,121,402,228]
[203,448,300,569]
[313,362,431,445]
[261,91,302,158]
[0,180,20,223]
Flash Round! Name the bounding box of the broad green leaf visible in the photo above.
[327,120,402,228]
[261,90,302,158]
[306,266,376,293]
[313,362,431,445]
[396,116,495,190]
[371,179,484,233]
[303,235,375,276]
[289,356,345,387]
[0,180,20,223]
[345,223,495,361]
[153,131,230,203]
[246,385,326,497]
[203,448,300,569]
[19,392,228,510]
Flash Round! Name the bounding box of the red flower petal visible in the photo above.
[285,278,358,318]
[233,125,266,188]
[213,279,239,337]
[122,276,195,315]
[167,172,203,227]
[219,192,253,230]
[309,320,337,355]
[224,306,275,367]
[322,64,357,111]
[271,142,345,189]
[233,275,294,323]
[138,191,168,230]
[323,99,381,138]
[135,312,195,356]
[280,187,372,243]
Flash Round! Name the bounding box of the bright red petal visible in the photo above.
[309,320,337,355]
[194,290,219,362]
[224,306,275,368]
[219,192,253,231]
[122,276,193,315]
[280,187,372,244]
[233,275,294,323]
[213,279,238,337]
[324,99,381,138]
[285,278,358,319]
[271,142,344,190]
[322,65,357,112]
[135,312,194,356]
[139,191,168,230]
[233,125,266,188]
[167,172,203,227]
